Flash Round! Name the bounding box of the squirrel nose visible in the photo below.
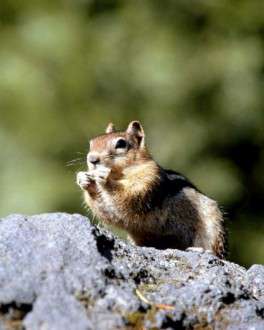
[88,154,100,165]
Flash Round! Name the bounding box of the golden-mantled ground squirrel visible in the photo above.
[77,121,226,258]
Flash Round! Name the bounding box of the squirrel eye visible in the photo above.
[115,139,127,149]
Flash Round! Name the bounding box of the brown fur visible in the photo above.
[77,121,226,258]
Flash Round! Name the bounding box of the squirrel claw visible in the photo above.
[76,171,94,190]
[90,167,111,183]
[77,168,111,190]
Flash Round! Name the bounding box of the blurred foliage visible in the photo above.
[0,0,263,267]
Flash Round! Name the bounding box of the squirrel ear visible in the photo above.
[105,122,116,134]
[126,121,145,148]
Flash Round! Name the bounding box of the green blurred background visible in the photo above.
[0,0,263,267]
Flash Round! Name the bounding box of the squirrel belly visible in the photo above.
[77,121,227,258]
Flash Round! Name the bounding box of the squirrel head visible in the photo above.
[87,121,151,172]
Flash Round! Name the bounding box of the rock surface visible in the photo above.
[0,213,263,330]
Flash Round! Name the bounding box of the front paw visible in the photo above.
[76,171,94,190]
[91,167,111,184]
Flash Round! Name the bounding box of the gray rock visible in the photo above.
[0,213,263,329]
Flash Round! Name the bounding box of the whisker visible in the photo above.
[66,157,86,167]
[67,157,84,163]
[66,158,84,164]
